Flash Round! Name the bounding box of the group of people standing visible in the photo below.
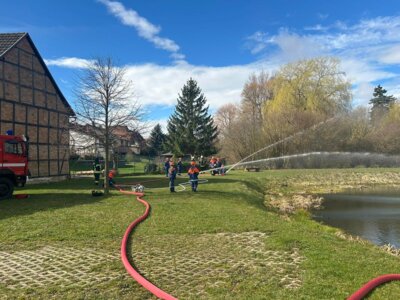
[92,158,116,187]
[164,157,200,192]
[93,156,205,193]
[209,157,225,176]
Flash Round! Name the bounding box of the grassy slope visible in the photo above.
[1,169,400,299]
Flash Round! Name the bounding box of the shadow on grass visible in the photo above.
[0,192,110,221]
[25,175,173,191]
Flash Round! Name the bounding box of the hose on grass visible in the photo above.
[177,179,208,192]
[348,274,400,300]
[116,172,400,300]
[116,185,178,300]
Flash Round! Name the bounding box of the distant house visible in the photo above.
[70,124,145,158]
[69,124,102,158]
[0,33,74,177]
[112,125,145,155]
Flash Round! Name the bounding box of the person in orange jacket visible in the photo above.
[188,160,200,192]
[210,156,217,176]
[108,169,117,187]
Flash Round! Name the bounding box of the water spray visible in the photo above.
[224,151,388,169]
[226,116,338,173]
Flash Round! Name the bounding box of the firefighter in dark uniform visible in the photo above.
[164,158,170,177]
[168,161,177,192]
[188,160,200,192]
[177,157,183,175]
[93,157,102,185]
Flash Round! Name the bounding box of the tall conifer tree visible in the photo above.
[167,78,218,156]
[148,123,166,156]
[369,85,396,125]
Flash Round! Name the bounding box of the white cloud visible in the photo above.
[248,15,400,59]
[124,62,270,110]
[380,44,400,64]
[46,57,275,111]
[246,31,270,54]
[317,13,329,20]
[304,24,329,31]
[48,15,400,112]
[44,57,94,68]
[340,58,396,86]
[352,82,375,106]
[246,15,400,107]
[270,30,325,61]
[98,0,184,60]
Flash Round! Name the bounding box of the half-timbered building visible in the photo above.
[0,33,74,177]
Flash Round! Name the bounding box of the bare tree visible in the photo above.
[214,103,240,161]
[214,103,239,138]
[241,71,274,122]
[74,57,142,193]
[241,71,274,155]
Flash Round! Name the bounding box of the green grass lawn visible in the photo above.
[1,168,400,299]
[69,155,156,175]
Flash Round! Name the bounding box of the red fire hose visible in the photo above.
[348,274,400,300]
[116,183,399,300]
[117,186,178,300]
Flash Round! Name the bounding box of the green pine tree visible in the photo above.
[369,85,396,125]
[148,124,166,156]
[167,78,218,156]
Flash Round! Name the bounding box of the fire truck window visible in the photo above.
[5,141,23,155]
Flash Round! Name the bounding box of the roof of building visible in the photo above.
[71,123,145,144]
[0,33,25,57]
[0,32,75,116]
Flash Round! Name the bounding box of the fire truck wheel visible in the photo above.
[0,178,14,200]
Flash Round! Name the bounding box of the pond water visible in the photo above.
[312,187,400,248]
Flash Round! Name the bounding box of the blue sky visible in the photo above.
[2,0,400,131]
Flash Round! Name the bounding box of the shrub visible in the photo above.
[144,163,158,174]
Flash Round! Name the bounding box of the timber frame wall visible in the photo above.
[0,34,73,177]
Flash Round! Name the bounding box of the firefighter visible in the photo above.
[177,157,183,175]
[188,160,200,192]
[209,156,216,175]
[168,161,177,192]
[216,157,222,175]
[93,157,102,185]
[164,157,170,177]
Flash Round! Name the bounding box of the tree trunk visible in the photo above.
[104,116,110,194]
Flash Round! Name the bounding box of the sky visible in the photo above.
[2,0,400,132]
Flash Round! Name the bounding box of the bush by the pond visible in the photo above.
[267,194,323,214]
[144,163,158,174]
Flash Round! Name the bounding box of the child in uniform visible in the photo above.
[108,169,117,187]
[188,160,200,192]
[168,161,177,192]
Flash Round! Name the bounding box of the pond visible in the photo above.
[312,186,400,248]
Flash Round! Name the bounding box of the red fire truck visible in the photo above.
[0,134,29,200]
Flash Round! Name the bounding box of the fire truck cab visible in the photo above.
[0,133,29,200]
